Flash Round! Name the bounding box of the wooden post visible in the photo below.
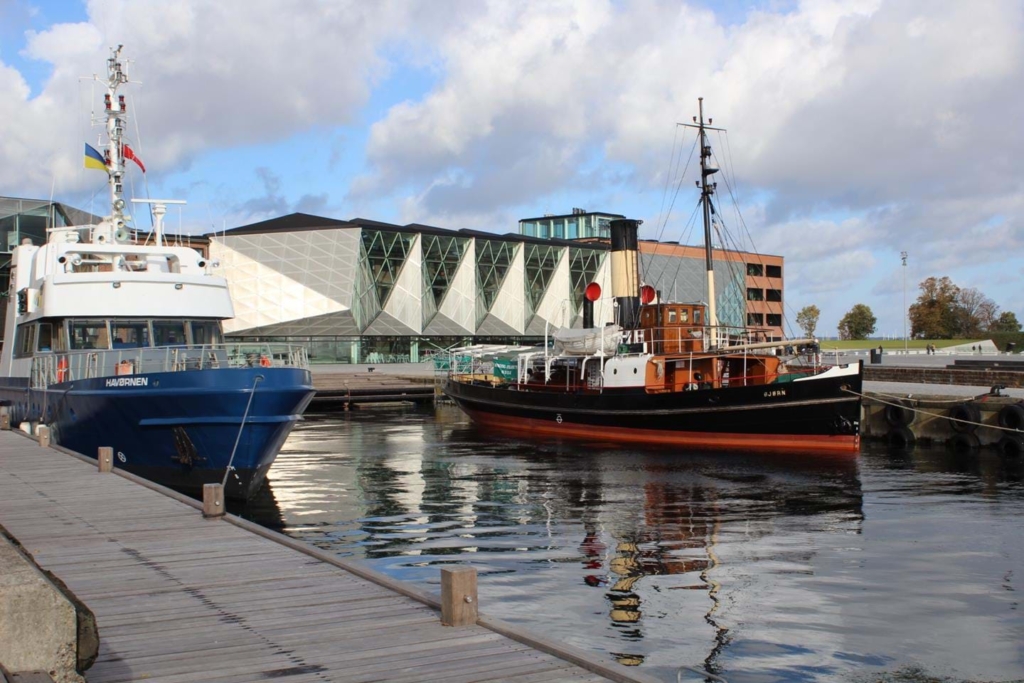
[97,447,114,473]
[440,566,478,626]
[37,425,50,448]
[1,407,10,430]
[203,483,225,519]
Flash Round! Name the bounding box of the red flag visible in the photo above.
[123,144,146,173]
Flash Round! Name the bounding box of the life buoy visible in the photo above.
[56,358,68,383]
[259,355,272,368]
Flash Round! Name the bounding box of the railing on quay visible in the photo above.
[30,343,309,389]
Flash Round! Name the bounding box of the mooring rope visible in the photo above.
[841,387,1022,433]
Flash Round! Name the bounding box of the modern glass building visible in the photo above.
[210,213,783,363]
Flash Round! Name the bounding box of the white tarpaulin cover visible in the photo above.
[552,325,622,355]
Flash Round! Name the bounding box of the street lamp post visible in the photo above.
[901,251,908,354]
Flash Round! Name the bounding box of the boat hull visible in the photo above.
[444,363,862,454]
[0,367,315,498]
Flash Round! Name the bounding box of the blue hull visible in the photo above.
[0,368,315,499]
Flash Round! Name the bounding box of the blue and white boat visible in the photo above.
[0,47,315,499]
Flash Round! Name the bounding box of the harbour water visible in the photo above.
[235,404,1024,683]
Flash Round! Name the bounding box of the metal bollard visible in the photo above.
[37,425,50,448]
[97,447,114,473]
[203,483,225,519]
[440,566,478,626]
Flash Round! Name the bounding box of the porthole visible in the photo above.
[633,368,638,374]
[613,368,618,375]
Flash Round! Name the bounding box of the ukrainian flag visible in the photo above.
[84,143,107,172]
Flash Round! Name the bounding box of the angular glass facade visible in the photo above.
[523,243,564,320]
[421,234,468,328]
[474,239,518,327]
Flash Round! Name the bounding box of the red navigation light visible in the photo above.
[640,284,656,304]
[584,282,601,302]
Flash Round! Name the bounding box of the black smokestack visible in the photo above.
[609,218,641,329]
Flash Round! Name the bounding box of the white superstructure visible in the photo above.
[0,46,234,378]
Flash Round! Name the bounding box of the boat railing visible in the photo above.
[630,324,781,354]
[30,343,309,388]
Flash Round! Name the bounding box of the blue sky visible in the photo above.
[1,0,1022,338]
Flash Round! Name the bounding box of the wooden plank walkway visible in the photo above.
[0,431,662,683]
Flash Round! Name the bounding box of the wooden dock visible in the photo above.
[0,430,661,683]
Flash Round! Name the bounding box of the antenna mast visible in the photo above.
[680,98,723,348]
[104,45,130,228]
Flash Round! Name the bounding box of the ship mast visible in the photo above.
[681,98,724,348]
[103,46,129,229]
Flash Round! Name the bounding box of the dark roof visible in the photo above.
[219,212,353,236]
[217,212,611,250]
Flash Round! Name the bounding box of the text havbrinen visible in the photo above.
[105,377,149,388]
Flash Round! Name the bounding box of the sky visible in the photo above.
[1,0,1022,338]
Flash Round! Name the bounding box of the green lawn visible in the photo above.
[816,339,984,350]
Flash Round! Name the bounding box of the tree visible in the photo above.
[990,311,1022,333]
[838,304,877,340]
[909,276,960,338]
[796,305,820,338]
[954,287,997,337]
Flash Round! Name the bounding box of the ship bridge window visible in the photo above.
[694,308,702,324]
[15,324,35,358]
[153,320,186,347]
[190,321,222,346]
[37,323,52,352]
[680,309,689,323]
[668,309,677,324]
[111,320,149,349]
[69,320,109,350]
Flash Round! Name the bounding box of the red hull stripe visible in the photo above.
[463,407,860,454]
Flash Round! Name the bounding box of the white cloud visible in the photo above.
[1,0,413,193]
[4,0,1023,335]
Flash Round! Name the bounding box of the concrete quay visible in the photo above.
[0,429,662,683]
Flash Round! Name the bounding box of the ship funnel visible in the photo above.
[609,218,642,329]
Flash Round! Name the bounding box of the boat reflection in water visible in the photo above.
[237,406,1023,683]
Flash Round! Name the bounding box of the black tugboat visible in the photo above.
[444,100,862,454]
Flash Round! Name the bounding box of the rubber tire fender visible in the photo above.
[996,433,1024,458]
[997,402,1024,431]
[948,432,981,453]
[884,400,915,427]
[948,403,980,433]
[887,425,916,451]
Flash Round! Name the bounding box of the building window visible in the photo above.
[746,263,763,277]
[766,265,782,278]
[747,313,764,326]
[766,289,782,302]
[766,314,782,327]
[746,288,763,301]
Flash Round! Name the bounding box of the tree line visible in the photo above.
[794,276,1020,340]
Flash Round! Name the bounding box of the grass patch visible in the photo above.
[816,339,985,351]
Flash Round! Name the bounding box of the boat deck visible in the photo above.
[0,430,658,683]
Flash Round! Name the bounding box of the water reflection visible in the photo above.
[235,406,1024,683]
